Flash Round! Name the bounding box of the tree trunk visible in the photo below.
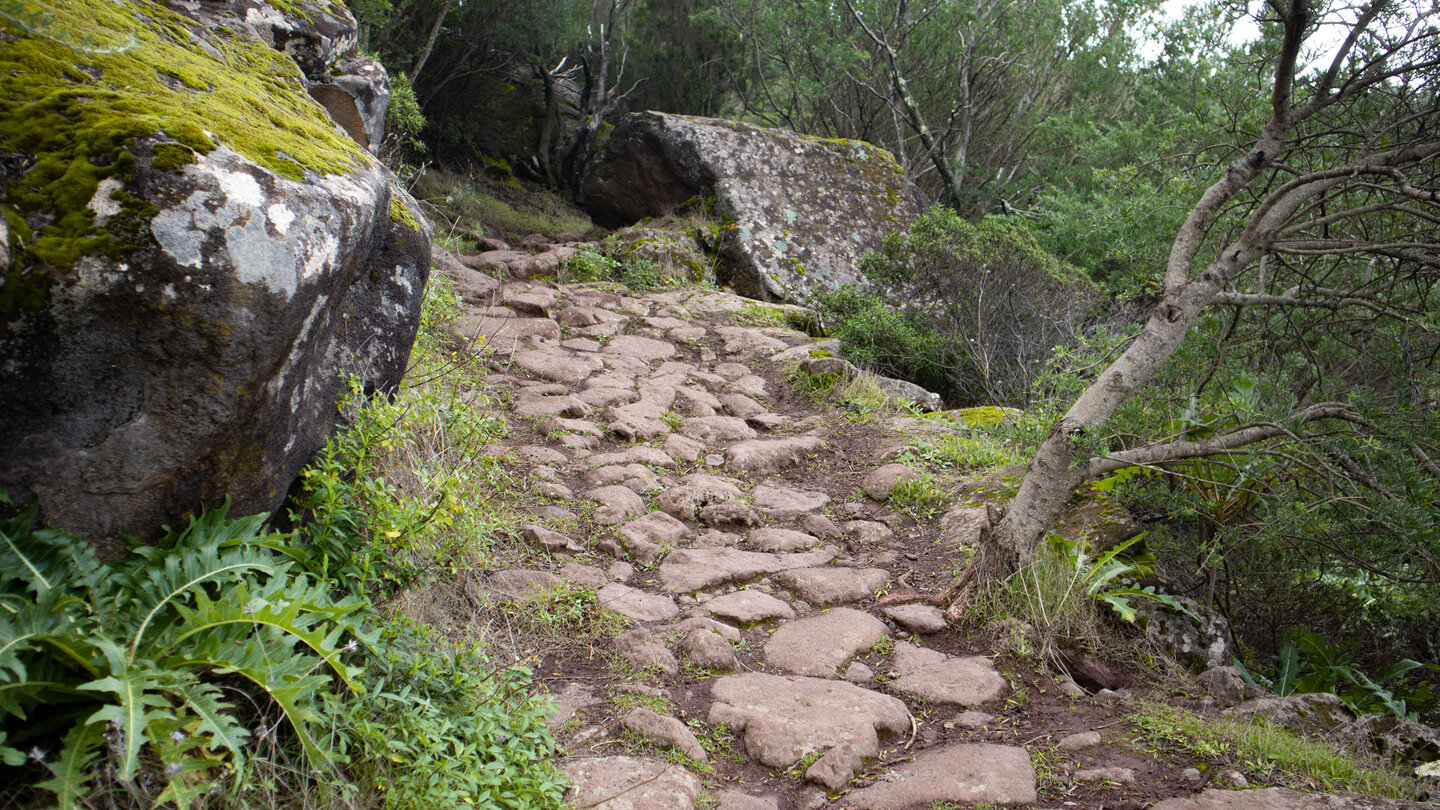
[972,0,1313,583]
[408,0,459,83]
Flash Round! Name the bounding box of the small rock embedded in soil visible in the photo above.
[1075,766,1136,785]
[861,463,918,501]
[882,603,946,634]
[621,708,708,762]
[715,791,780,810]
[679,628,741,672]
[1056,730,1102,751]
[615,628,678,676]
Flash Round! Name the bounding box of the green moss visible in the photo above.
[149,142,197,173]
[0,0,368,273]
[389,197,420,232]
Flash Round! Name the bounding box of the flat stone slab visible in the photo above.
[597,582,680,623]
[843,743,1037,808]
[708,673,910,770]
[681,415,757,443]
[764,608,888,677]
[724,436,825,475]
[746,528,821,553]
[882,603,947,634]
[602,335,678,362]
[751,484,831,520]
[513,349,603,384]
[889,644,1007,707]
[563,756,701,810]
[486,569,565,600]
[658,547,837,593]
[774,567,890,605]
[589,446,676,468]
[704,590,796,623]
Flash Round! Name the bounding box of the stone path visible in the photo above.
[439,267,1420,810]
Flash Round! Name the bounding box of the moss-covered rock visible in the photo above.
[0,0,429,552]
[583,112,918,304]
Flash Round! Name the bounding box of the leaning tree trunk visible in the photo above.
[964,0,1314,589]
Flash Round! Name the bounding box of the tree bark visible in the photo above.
[407,0,459,84]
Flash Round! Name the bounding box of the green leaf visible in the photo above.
[1275,639,1301,697]
[78,643,175,781]
[174,679,250,760]
[35,722,105,808]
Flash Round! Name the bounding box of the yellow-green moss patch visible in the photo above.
[0,0,368,272]
[390,197,420,232]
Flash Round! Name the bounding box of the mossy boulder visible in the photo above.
[0,0,429,553]
[583,112,917,304]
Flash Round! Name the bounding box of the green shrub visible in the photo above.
[816,284,963,401]
[0,500,366,807]
[620,257,661,291]
[838,207,1103,406]
[339,622,565,809]
[561,248,620,283]
[381,72,427,167]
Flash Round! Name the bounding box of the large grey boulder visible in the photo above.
[0,0,428,553]
[584,112,918,304]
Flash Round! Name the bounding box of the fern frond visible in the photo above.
[173,679,250,760]
[35,722,105,809]
[78,641,177,781]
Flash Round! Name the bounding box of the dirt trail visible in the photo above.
[449,277,1414,810]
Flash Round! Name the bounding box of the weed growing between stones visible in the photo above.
[1130,703,1423,798]
[888,475,949,520]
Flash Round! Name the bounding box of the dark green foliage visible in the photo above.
[381,72,427,167]
[339,623,566,809]
[816,283,964,402]
[1261,629,1438,721]
[822,208,1101,406]
[0,500,367,807]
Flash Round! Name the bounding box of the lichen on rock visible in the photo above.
[584,112,918,305]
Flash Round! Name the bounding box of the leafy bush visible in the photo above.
[836,208,1104,406]
[381,72,427,167]
[1261,629,1437,721]
[560,248,620,283]
[287,276,515,602]
[0,500,366,807]
[340,622,565,809]
[815,283,963,401]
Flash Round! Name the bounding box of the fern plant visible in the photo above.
[0,499,368,807]
[1049,533,1198,623]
